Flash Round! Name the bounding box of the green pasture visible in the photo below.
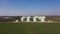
[0,22,60,34]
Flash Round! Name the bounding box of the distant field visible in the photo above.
[0,22,60,34]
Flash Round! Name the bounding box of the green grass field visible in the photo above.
[0,22,60,34]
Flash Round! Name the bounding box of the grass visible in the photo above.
[0,22,60,34]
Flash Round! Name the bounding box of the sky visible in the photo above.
[0,0,60,16]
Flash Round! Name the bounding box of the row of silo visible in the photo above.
[15,16,47,22]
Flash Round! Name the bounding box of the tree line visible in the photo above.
[0,16,60,22]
